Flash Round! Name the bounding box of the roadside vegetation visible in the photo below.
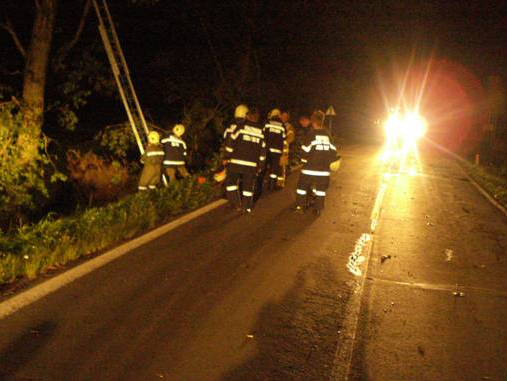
[0,178,218,285]
[460,159,507,210]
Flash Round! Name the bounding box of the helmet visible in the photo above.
[330,158,341,172]
[148,131,160,144]
[234,104,249,119]
[270,108,281,118]
[173,124,185,137]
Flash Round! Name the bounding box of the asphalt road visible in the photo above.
[1,143,506,381]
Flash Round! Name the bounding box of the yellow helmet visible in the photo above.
[148,131,160,144]
[234,104,249,119]
[330,158,341,172]
[270,108,281,118]
[173,124,185,137]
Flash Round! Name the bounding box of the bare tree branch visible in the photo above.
[0,18,27,59]
[56,0,91,64]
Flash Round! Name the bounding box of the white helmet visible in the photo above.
[234,104,249,119]
[148,131,160,144]
[173,124,185,137]
[270,108,281,118]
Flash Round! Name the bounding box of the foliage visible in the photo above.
[0,176,219,284]
[182,101,225,170]
[95,123,138,161]
[0,101,65,220]
[66,150,130,204]
[49,42,116,131]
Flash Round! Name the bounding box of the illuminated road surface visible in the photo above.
[1,143,506,381]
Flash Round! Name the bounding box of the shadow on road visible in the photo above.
[0,320,57,380]
[220,254,352,381]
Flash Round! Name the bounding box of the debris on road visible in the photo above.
[417,345,425,357]
[247,334,254,339]
[381,254,391,263]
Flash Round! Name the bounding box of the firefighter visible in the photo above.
[224,107,266,213]
[278,110,296,187]
[262,108,287,191]
[162,124,189,182]
[138,131,165,191]
[214,104,249,183]
[295,110,340,215]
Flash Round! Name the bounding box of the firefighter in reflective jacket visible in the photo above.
[295,111,340,215]
[215,104,249,183]
[162,124,189,182]
[224,107,266,213]
[138,131,165,191]
[263,108,287,190]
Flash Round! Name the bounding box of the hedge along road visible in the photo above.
[0,143,381,381]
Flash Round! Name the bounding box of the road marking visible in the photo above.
[334,155,393,380]
[0,199,227,320]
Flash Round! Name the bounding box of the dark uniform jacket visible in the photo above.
[225,120,266,174]
[300,129,338,177]
[161,134,187,167]
[141,143,165,165]
[263,117,286,154]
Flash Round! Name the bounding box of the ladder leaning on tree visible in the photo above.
[91,0,150,155]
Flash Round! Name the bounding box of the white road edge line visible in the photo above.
[332,236,374,380]
[0,199,228,320]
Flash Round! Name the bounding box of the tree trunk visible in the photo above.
[22,0,58,126]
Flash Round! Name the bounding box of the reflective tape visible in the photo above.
[269,174,277,178]
[301,159,308,163]
[148,185,157,189]
[296,189,307,195]
[230,159,257,167]
[225,147,234,152]
[269,148,282,153]
[138,186,148,190]
[147,151,165,157]
[164,160,185,165]
[301,169,330,176]
[315,190,326,196]
[242,191,253,197]
[302,145,311,152]
[226,185,238,191]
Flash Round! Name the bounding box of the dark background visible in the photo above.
[1,0,507,137]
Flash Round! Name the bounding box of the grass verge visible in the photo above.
[0,177,219,285]
[459,160,507,209]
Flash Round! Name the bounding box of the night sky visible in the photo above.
[1,0,507,129]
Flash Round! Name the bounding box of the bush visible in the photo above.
[66,150,130,204]
[0,177,219,285]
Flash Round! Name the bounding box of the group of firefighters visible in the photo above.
[138,105,341,216]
